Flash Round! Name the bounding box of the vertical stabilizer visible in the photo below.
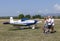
[10,17,14,23]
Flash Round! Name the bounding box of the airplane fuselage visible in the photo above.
[10,20,38,26]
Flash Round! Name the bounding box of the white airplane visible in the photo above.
[3,17,42,29]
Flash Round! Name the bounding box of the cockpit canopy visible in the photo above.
[21,18,29,21]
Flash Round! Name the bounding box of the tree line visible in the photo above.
[0,14,60,19]
[18,14,43,19]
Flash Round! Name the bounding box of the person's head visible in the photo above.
[47,16,51,19]
[51,16,53,19]
[44,17,47,20]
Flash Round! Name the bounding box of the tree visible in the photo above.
[58,16,60,19]
[32,15,41,19]
[25,15,31,19]
[18,14,24,19]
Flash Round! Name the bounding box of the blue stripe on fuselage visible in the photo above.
[25,20,37,26]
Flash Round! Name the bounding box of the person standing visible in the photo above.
[47,16,52,30]
[43,17,48,33]
[47,16,56,33]
[51,16,56,33]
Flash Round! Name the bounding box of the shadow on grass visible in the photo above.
[8,27,40,31]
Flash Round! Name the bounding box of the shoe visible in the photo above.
[50,31,56,33]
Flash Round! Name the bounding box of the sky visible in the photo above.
[0,0,60,16]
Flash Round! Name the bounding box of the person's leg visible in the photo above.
[43,26,48,33]
[48,25,52,32]
[51,26,54,32]
[51,26,56,33]
[45,28,49,33]
[44,25,50,33]
[43,26,46,33]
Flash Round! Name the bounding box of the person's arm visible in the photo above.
[51,19,54,26]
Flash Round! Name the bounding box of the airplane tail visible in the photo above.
[10,17,14,23]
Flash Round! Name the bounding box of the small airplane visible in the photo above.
[3,17,42,29]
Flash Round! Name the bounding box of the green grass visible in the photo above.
[0,19,60,41]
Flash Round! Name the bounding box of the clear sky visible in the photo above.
[0,0,60,16]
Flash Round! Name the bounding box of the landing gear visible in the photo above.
[32,25,35,29]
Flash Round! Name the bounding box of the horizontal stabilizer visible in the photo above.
[3,22,10,24]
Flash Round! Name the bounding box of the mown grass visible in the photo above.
[0,19,60,41]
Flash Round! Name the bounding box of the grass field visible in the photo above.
[0,19,60,41]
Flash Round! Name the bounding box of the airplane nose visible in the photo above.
[37,21,42,23]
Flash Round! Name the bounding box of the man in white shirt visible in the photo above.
[51,17,56,33]
[47,16,56,33]
[47,16,52,29]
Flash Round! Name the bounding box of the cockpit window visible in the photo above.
[21,18,29,21]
